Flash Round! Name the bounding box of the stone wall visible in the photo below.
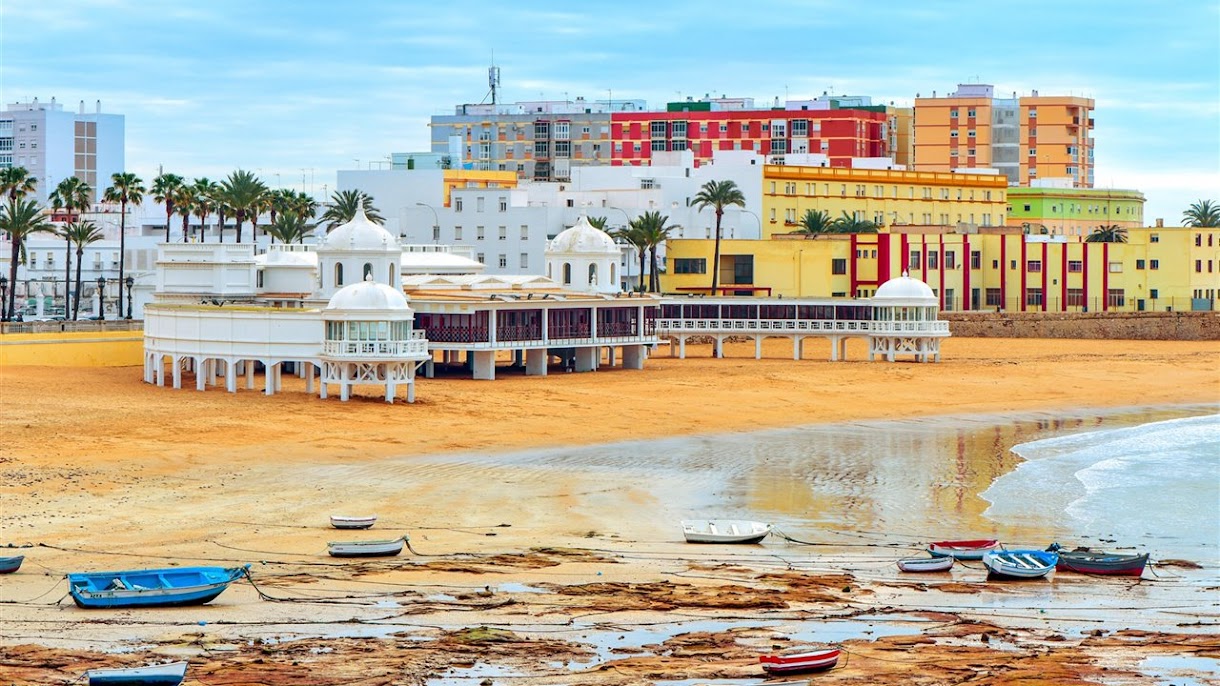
[942,311,1220,341]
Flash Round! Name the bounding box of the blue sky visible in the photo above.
[3,0,1217,223]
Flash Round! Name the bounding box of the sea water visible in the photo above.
[981,413,1220,561]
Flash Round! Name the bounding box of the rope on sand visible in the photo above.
[771,529,923,551]
[0,576,69,606]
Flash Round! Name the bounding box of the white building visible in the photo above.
[1,98,125,203]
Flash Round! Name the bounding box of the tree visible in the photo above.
[217,169,268,243]
[0,198,53,320]
[587,216,608,230]
[611,221,648,292]
[320,189,384,229]
[1084,224,1128,243]
[0,166,37,204]
[151,173,185,242]
[795,209,834,235]
[62,220,105,320]
[50,176,93,316]
[1183,200,1220,228]
[265,211,312,245]
[631,210,678,292]
[830,211,879,234]
[103,172,145,317]
[190,178,220,242]
[172,185,196,242]
[692,179,745,296]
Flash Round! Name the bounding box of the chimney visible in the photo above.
[51,96,56,106]
[96,100,102,113]
[1156,218,1164,228]
[79,100,85,114]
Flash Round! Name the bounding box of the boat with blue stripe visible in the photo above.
[68,565,249,609]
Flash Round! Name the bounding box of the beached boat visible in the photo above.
[327,535,407,557]
[68,565,249,609]
[927,539,1000,560]
[681,519,772,544]
[982,549,1058,579]
[86,660,188,685]
[330,515,377,530]
[0,555,24,574]
[759,647,841,674]
[1048,543,1149,577]
[897,555,954,572]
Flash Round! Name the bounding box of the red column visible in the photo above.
[1041,242,1049,312]
[849,233,858,296]
[938,234,946,309]
[1082,242,1090,310]
[1060,243,1068,312]
[1019,239,1027,312]
[878,234,892,284]
[901,233,910,273]
[962,235,971,311]
[1000,237,1007,311]
[1102,243,1109,311]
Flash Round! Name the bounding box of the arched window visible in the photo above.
[562,263,572,285]
[610,264,617,288]
[335,263,344,287]
[388,264,395,287]
[256,271,264,288]
[547,263,552,279]
[363,263,373,280]
[588,264,597,285]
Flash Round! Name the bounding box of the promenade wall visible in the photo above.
[942,311,1220,341]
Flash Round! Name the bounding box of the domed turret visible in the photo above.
[315,206,402,299]
[326,277,411,312]
[544,215,621,294]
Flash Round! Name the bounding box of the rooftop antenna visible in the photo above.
[487,62,501,105]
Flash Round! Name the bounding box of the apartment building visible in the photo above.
[1007,185,1145,237]
[0,98,125,203]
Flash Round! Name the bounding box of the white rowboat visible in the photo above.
[897,556,954,572]
[86,660,188,685]
[327,536,407,558]
[330,515,377,530]
[681,519,772,544]
[982,549,1058,579]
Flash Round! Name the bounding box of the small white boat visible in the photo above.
[927,539,1000,560]
[897,555,954,572]
[681,519,772,544]
[86,660,188,685]
[982,549,1058,579]
[327,535,407,558]
[330,514,377,530]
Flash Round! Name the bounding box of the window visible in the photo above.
[498,197,507,212]
[520,225,528,240]
[792,119,808,136]
[928,253,939,269]
[950,109,959,118]
[476,197,485,212]
[454,226,463,241]
[1068,260,1083,273]
[651,140,667,152]
[554,141,571,157]
[909,251,921,269]
[1027,260,1042,273]
[520,253,529,269]
[967,109,976,117]
[496,226,506,241]
[1108,261,1122,273]
[831,258,847,275]
[1107,289,1125,307]
[1026,288,1044,306]
[334,263,344,287]
[970,251,981,269]
[1196,259,1203,272]
[1196,234,1202,246]
[985,288,1002,306]
[1135,259,1145,270]
[476,226,485,240]
[498,254,507,268]
[1149,259,1159,270]
[455,198,463,212]
[674,258,706,274]
[945,251,957,269]
[1067,288,1084,307]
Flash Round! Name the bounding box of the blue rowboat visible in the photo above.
[982,549,1058,579]
[68,565,249,609]
[0,555,24,574]
[86,660,187,685]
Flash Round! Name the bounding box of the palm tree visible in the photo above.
[632,210,678,292]
[0,166,37,204]
[830,211,879,234]
[103,172,145,317]
[0,198,53,320]
[1183,200,1220,227]
[795,209,834,235]
[265,212,311,245]
[587,216,608,230]
[62,220,105,320]
[319,189,384,229]
[172,185,196,242]
[190,178,220,242]
[217,169,268,243]
[1084,224,1128,243]
[611,221,649,292]
[49,176,93,316]
[692,179,745,295]
[248,190,271,241]
[151,173,185,242]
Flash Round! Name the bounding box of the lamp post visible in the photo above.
[96,276,106,321]
[741,209,761,238]
[416,202,439,244]
[125,275,134,320]
[0,275,8,322]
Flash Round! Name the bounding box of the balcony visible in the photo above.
[323,333,429,359]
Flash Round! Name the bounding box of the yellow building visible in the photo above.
[761,164,1008,237]
[662,226,1220,312]
[440,169,518,207]
[886,105,914,169]
[913,84,1094,188]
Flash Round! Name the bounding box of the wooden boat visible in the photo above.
[330,515,377,530]
[927,539,1000,560]
[982,549,1058,579]
[68,565,249,609]
[86,661,188,685]
[759,647,841,674]
[897,555,954,572]
[0,555,24,574]
[681,519,772,544]
[327,535,407,557]
[1048,543,1149,577]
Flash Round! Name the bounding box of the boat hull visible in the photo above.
[982,550,1058,579]
[68,566,247,609]
[897,556,954,572]
[87,661,187,685]
[0,555,24,574]
[330,515,377,530]
[327,537,405,557]
[1056,552,1148,577]
[681,520,772,544]
[927,539,1000,560]
[760,648,841,674]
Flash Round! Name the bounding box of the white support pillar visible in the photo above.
[264,362,276,396]
[606,346,616,368]
[574,346,597,372]
[794,336,803,361]
[621,344,645,370]
[246,361,255,390]
[713,336,724,359]
[525,347,548,376]
[144,353,153,383]
[385,379,396,403]
[679,336,687,359]
[472,350,496,380]
[305,363,314,394]
[829,336,841,361]
[156,356,166,387]
[839,338,848,361]
[196,358,207,391]
[226,359,237,393]
[172,356,182,389]
[754,336,762,360]
[424,358,435,378]
[406,380,416,403]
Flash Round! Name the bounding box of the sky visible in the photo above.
[2,0,1217,224]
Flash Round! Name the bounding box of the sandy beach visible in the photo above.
[1,336,1218,685]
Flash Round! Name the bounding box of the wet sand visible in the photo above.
[1,337,1218,684]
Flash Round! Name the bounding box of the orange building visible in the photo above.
[1019,95,1093,186]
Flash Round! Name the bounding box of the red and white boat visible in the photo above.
[759,647,841,674]
[927,539,1000,560]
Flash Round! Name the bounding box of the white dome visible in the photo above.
[260,249,317,267]
[874,274,936,301]
[321,206,399,252]
[326,278,410,311]
[546,215,618,255]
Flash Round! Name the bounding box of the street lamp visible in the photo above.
[741,209,761,237]
[125,275,134,320]
[0,275,8,321]
[416,202,440,244]
[96,276,106,321]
